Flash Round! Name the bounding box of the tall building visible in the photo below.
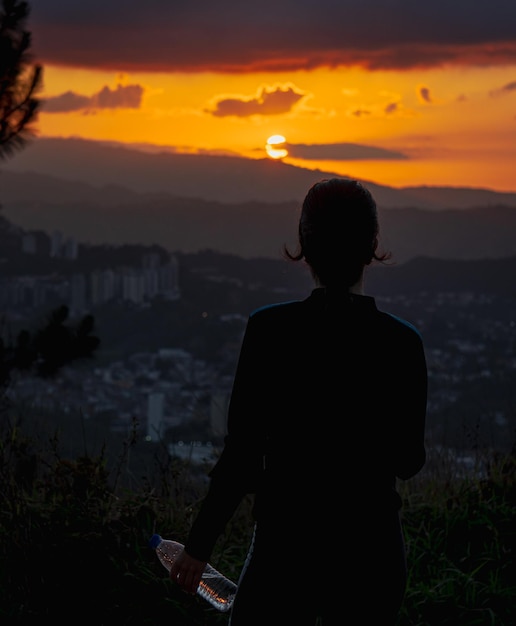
[90,269,116,305]
[147,392,165,441]
[70,273,87,314]
[122,270,146,303]
[50,230,63,258]
[159,254,180,299]
[64,237,78,260]
[21,233,36,255]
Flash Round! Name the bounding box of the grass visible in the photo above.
[0,408,515,626]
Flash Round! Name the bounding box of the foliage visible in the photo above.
[0,410,514,625]
[0,0,42,160]
[0,304,100,388]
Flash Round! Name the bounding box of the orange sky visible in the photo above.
[26,1,516,192]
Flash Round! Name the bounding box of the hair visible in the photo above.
[283,178,391,288]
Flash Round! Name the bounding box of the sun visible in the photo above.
[265,134,288,160]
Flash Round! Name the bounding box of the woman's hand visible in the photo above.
[169,548,207,595]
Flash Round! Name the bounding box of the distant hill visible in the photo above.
[367,255,516,297]
[1,169,516,262]
[3,136,516,208]
[178,249,516,299]
[2,136,516,262]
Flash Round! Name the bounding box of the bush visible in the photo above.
[0,411,514,625]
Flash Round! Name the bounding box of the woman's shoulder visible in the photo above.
[249,299,303,320]
[377,309,424,343]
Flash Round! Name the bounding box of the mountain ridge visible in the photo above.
[3,136,516,208]
[2,137,516,262]
[1,169,516,262]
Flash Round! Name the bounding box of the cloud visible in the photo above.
[285,142,408,161]
[207,84,306,117]
[350,109,372,117]
[418,85,433,103]
[30,1,516,73]
[41,91,91,113]
[489,80,516,97]
[91,84,144,108]
[384,102,400,114]
[42,83,145,113]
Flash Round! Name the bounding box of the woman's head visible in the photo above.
[284,177,390,288]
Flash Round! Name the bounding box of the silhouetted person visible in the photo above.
[170,178,428,625]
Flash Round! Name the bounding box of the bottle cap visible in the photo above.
[149,534,162,548]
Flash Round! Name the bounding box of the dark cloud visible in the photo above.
[286,143,408,161]
[42,84,145,113]
[208,85,305,117]
[30,1,516,73]
[351,109,372,117]
[418,86,433,103]
[92,84,144,108]
[41,91,91,113]
[489,80,516,97]
[384,102,399,114]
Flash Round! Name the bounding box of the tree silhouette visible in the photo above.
[0,4,99,390]
[0,0,42,160]
[0,305,101,386]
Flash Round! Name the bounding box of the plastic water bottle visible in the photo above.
[149,533,237,612]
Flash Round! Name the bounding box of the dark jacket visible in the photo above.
[185,287,427,561]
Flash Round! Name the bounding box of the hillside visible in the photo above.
[3,136,516,207]
[2,169,516,262]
